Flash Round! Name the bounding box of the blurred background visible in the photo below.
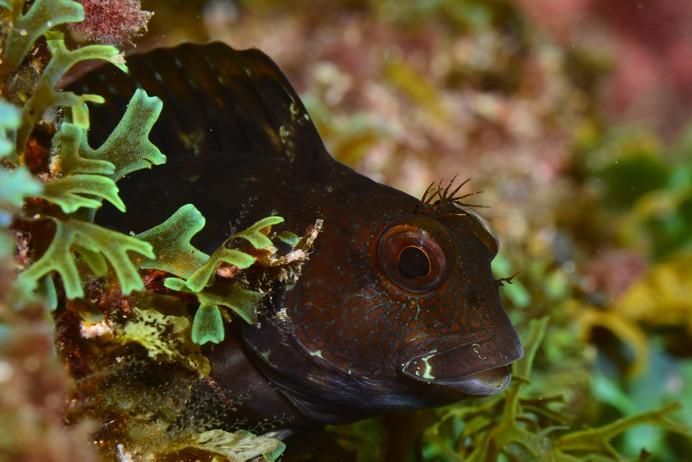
[128,0,692,459]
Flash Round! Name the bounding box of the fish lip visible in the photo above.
[431,366,513,395]
[399,330,523,395]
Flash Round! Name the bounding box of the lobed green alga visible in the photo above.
[0,1,310,460]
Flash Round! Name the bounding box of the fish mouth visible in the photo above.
[400,330,523,396]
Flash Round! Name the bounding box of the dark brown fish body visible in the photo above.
[74,43,523,431]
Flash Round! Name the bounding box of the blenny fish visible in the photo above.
[73,43,523,431]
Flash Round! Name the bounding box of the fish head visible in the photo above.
[240,181,523,422]
[71,41,521,425]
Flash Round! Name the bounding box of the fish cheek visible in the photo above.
[289,273,408,377]
[282,219,392,375]
[397,275,470,341]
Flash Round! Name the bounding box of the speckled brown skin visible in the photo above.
[72,43,522,431]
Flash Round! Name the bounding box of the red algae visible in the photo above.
[71,0,153,45]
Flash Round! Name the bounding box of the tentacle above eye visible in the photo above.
[420,176,487,210]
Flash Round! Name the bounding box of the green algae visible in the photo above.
[16,87,164,300]
[0,0,83,74]
[190,303,225,345]
[135,205,303,345]
[0,99,41,258]
[138,206,300,344]
[15,31,126,155]
[136,203,208,278]
[181,429,285,461]
[79,87,166,182]
[232,215,286,252]
[1,2,294,459]
[1,1,162,305]
[422,318,690,462]
[117,305,212,377]
[17,217,155,298]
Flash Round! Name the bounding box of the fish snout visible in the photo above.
[400,329,523,395]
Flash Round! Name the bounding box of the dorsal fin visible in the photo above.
[66,43,336,249]
[70,42,331,167]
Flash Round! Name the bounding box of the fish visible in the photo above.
[71,42,523,432]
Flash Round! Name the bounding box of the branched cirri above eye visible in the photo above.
[421,175,487,210]
[420,176,500,256]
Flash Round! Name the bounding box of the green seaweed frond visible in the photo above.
[14,86,164,300]
[39,121,121,213]
[188,303,225,345]
[37,87,164,215]
[555,402,688,456]
[171,429,285,462]
[40,174,125,213]
[138,206,261,344]
[0,0,84,74]
[0,100,41,208]
[17,218,154,299]
[277,230,301,246]
[0,164,42,208]
[59,93,105,130]
[164,275,263,343]
[136,204,269,342]
[138,206,284,292]
[178,216,284,292]
[197,283,263,325]
[0,99,42,205]
[0,99,20,157]
[136,204,208,278]
[185,247,256,293]
[138,208,311,345]
[136,204,258,292]
[0,99,42,257]
[54,123,114,176]
[175,216,291,344]
[80,88,166,181]
[234,215,285,251]
[163,275,262,345]
[181,214,285,292]
[17,33,127,154]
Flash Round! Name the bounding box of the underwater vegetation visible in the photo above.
[1,0,691,461]
[1,1,309,460]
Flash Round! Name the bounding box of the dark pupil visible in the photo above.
[398,246,430,278]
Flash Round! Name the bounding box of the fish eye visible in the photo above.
[376,223,451,293]
[398,246,430,278]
